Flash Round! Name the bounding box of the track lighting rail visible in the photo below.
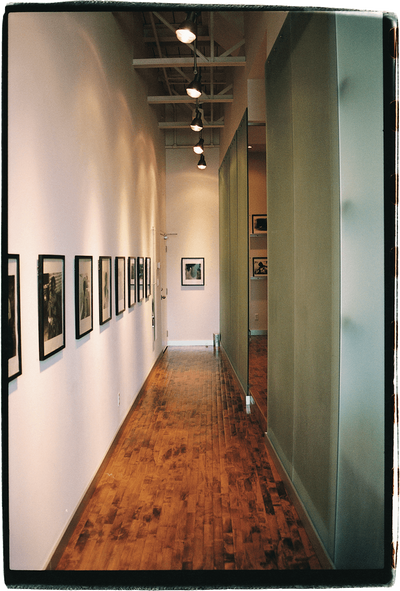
[147,95,233,104]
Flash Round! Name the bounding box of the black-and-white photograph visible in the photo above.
[38,255,65,360]
[137,257,144,301]
[8,255,22,380]
[128,257,136,307]
[145,257,151,298]
[253,257,268,276]
[75,256,93,339]
[181,257,205,286]
[115,257,126,315]
[252,214,267,234]
[99,256,112,325]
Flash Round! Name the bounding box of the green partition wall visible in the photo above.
[266,11,386,569]
[219,111,249,394]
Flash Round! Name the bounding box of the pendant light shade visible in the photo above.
[193,137,204,154]
[176,12,197,44]
[186,70,202,99]
[197,154,207,169]
[190,109,203,132]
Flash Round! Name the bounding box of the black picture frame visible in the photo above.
[252,214,267,234]
[137,257,144,302]
[99,256,112,325]
[38,255,65,361]
[115,257,126,315]
[75,256,93,339]
[145,257,151,298]
[8,254,22,380]
[128,257,136,307]
[253,257,268,276]
[181,257,205,286]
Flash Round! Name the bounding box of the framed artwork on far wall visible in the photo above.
[128,257,136,307]
[99,256,112,325]
[137,257,144,301]
[252,214,267,234]
[181,257,205,286]
[145,257,151,298]
[38,255,65,361]
[75,256,93,339]
[8,254,22,380]
[253,257,268,276]
[115,257,126,315]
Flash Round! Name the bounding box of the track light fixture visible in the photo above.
[190,108,203,132]
[193,134,204,155]
[197,154,207,170]
[186,70,202,99]
[176,12,198,44]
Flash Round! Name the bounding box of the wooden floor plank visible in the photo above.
[56,346,322,571]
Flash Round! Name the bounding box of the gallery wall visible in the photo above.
[7,11,166,570]
[165,147,220,345]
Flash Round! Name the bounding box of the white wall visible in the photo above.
[8,11,166,570]
[165,147,220,345]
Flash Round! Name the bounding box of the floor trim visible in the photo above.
[264,433,334,570]
[45,349,165,571]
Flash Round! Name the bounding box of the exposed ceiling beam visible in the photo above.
[159,121,224,129]
[148,95,233,104]
[132,56,245,68]
[219,39,245,58]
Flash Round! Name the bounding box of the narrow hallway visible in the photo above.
[56,346,321,571]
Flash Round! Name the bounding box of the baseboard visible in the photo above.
[45,349,165,570]
[167,340,213,346]
[263,433,334,571]
[250,329,268,336]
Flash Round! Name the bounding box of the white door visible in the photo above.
[159,233,168,351]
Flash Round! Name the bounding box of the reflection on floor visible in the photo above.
[56,346,321,571]
[249,335,268,431]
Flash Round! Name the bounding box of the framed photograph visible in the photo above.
[253,257,268,276]
[99,256,112,325]
[128,257,136,307]
[115,257,126,315]
[145,257,151,298]
[38,255,65,361]
[181,257,205,286]
[8,255,22,380]
[252,214,267,234]
[75,256,93,339]
[137,258,144,301]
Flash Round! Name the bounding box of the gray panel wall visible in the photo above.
[219,111,249,394]
[266,11,385,568]
[335,13,385,569]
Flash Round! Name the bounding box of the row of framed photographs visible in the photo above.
[7,254,152,380]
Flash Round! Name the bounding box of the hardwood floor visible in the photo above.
[249,335,268,429]
[56,346,321,572]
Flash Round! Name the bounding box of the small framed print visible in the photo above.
[253,257,268,276]
[137,257,144,302]
[145,257,151,298]
[38,255,65,360]
[99,256,112,325]
[75,256,93,339]
[181,258,205,286]
[128,257,136,307]
[8,254,22,380]
[115,257,126,315]
[252,214,267,234]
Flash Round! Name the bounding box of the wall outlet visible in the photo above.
[255,313,259,321]
[118,393,120,406]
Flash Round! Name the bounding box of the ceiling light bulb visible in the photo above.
[193,138,204,154]
[190,110,203,132]
[186,71,202,99]
[197,154,206,169]
[176,13,197,44]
